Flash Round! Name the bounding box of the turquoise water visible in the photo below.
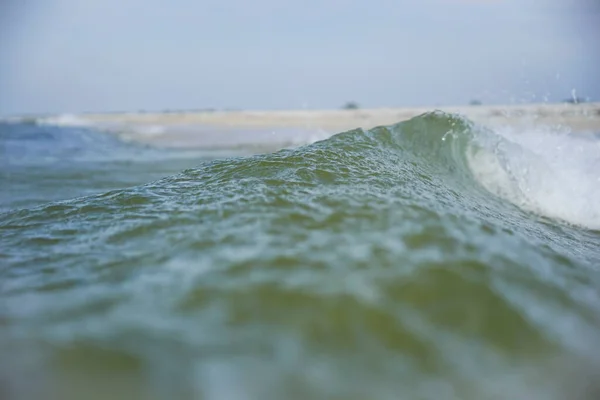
[1,113,600,400]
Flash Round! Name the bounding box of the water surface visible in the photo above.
[1,113,600,400]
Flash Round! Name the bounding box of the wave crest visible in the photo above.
[325,111,600,231]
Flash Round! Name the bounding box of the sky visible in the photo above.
[0,0,599,115]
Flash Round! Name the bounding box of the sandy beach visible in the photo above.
[69,102,600,149]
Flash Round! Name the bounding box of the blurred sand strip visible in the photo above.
[84,103,600,130]
[82,103,600,149]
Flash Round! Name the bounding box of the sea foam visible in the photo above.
[35,113,92,127]
[468,124,600,231]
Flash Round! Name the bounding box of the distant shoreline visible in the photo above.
[81,102,600,131]
[5,102,600,150]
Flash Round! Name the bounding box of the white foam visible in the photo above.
[36,113,92,127]
[132,124,166,136]
[114,124,167,142]
[467,125,600,230]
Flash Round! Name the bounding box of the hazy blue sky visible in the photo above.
[0,0,598,114]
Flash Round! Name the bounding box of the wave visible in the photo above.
[314,111,600,231]
[0,121,153,164]
[4,111,599,235]
[33,113,93,127]
[2,111,600,400]
[467,125,600,231]
[156,110,600,266]
[5,111,598,240]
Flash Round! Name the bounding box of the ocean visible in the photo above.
[1,112,600,400]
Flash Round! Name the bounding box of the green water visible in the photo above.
[1,113,600,400]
